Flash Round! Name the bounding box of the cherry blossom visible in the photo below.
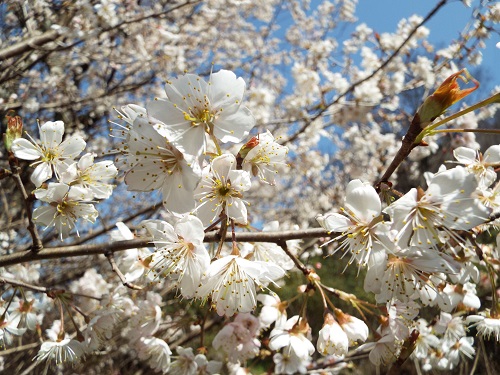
[194,154,251,225]
[148,70,255,157]
[33,183,98,239]
[12,121,86,187]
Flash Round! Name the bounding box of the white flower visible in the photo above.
[357,330,401,366]
[386,300,420,341]
[257,292,287,328]
[366,246,459,304]
[0,312,26,347]
[84,310,118,351]
[453,145,500,188]
[413,319,440,359]
[385,166,489,250]
[12,120,86,187]
[434,312,466,344]
[60,152,117,199]
[269,316,315,359]
[128,292,162,341]
[212,313,261,362]
[316,179,386,268]
[143,216,210,298]
[121,116,202,213]
[194,154,251,225]
[111,222,153,282]
[196,255,285,317]
[148,69,255,157]
[466,313,500,341]
[242,241,295,271]
[33,183,98,239]
[169,346,198,375]
[241,131,288,185]
[9,299,38,331]
[34,339,86,365]
[316,313,348,357]
[336,310,369,345]
[273,349,310,374]
[135,336,172,373]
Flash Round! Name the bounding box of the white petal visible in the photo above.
[11,139,42,160]
[214,106,255,143]
[59,135,86,159]
[453,147,476,164]
[484,145,500,164]
[40,121,64,149]
[31,162,52,187]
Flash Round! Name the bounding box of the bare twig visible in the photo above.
[0,228,330,268]
[0,275,49,293]
[105,252,143,290]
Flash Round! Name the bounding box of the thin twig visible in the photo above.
[0,275,48,293]
[105,252,143,290]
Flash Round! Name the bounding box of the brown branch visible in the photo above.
[8,153,43,252]
[0,228,330,268]
[283,0,449,145]
[0,29,60,61]
[105,252,143,290]
[0,275,49,293]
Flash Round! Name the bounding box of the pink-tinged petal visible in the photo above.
[31,163,52,187]
[40,121,64,149]
[453,147,476,164]
[209,70,245,112]
[345,184,381,222]
[59,135,86,159]
[11,138,43,160]
[213,106,255,143]
[484,145,500,164]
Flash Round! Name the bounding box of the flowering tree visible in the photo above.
[1,0,500,374]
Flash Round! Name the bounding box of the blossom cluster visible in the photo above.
[11,121,118,239]
[1,0,500,371]
[316,144,500,370]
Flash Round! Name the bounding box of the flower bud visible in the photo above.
[237,136,260,161]
[3,112,23,151]
[417,69,479,128]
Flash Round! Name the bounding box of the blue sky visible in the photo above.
[356,0,499,92]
